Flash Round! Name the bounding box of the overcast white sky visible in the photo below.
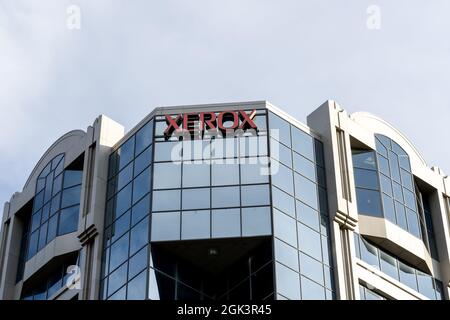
[1,1,450,212]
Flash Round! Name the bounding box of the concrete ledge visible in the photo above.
[23,232,81,283]
[359,214,433,273]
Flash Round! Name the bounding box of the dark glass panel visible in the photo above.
[61,185,81,209]
[133,168,151,204]
[58,205,79,235]
[63,170,83,189]
[355,188,382,217]
[135,120,153,156]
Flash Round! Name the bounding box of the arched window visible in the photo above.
[27,154,82,259]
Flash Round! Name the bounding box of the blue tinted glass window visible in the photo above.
[182,140,211,161]
[182,188,210,210]
[398,154,411,171]
[275,238,299,271]
[293,153,316,181]
[117,138,135,170]
[116,163,133,191]
[273,209,297,247]
[27,231,38,259]
[417,271,435,299]
[108,286,126,300]
[301,276,325,300]
[130,217,149,255]
[300,253,324,285]
[403,190,416,210]
[109,233,129,271]
[151,212,180,241]
[401,169,414,190]
[61,185,81,208]
[131,194,150,226]
[269,113,291,147]
[275,263,300,300]
[270,139,292,167]
[128,246,148,279]
[109,210,130,244]
[152,190,180,212]
[294,173,318,210]
[241,184,270,206]
[352,150,376,170]
[47,215,58,243]
[356,188,382,217]
[399,262,418,291]
[182,161,210,187]
[240,158,269,184]
[382,194,396,223]
[133,168,151,204]
[211,162,239,186]
[393,182,403,202]
[181,210,210,240]
[297,223,322,261]
[211,208,241,238]
[353,168,379,190]
[389,151,401,182]
[360,238,379,269]
[377,155,390,176]
[271,161,294,194]
[153,162,180,189]
[134,146,152,176]
[127,270,147,300]
[52,174,63,196]
[291,127,314,161]
[212,186,240,208]
[380,251,399,280]
[116,184,132,216]
[135,120,153,155]
[380,174,392,196]
[37,222,48,251]
[240,136,267,157]
[63,170,83,189]
[50,194,60,216]
[296,201,319,231]
[406,208,421,238]
[210,137,239,159]
[108,263,128,297]
[272,186,295,218]
[242,207,271,237]
[395,202,408,230]
[154,142,182,162]
[58,205,79,235]
[314,139,325,167]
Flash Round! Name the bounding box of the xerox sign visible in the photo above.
[164,110,257,139]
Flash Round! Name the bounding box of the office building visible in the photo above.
[0,100,449,300]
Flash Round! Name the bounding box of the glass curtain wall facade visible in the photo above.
[269,113,334,300]
[100,109,335,300]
